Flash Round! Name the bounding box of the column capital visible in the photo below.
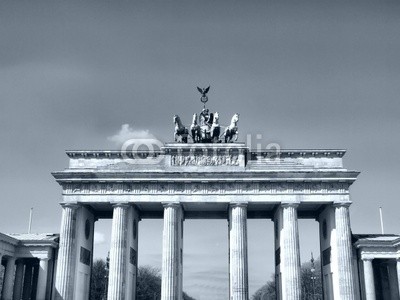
[7,256,16,263]
[111,202,130,208]
[362,257,374,262]
[333,201,352,208]
[229,201,248,208]
[39,257,50,262]
[281,201,300,208]
[60,202,80,209]
[162,201,181,208]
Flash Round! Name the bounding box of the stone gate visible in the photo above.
[52,142,360,300]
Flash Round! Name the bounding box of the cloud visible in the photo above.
[108,124,157,146]
[94,231,106,245]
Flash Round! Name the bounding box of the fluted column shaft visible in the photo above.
[396,258,400,297]
[36,258,49,300]
[3,257,16,300]
[107,203,129,300]
[161,203,183,300]
[334,203,355,300]
[22,263,33,300]
[362,259,376,300]
[31,264,39,300]
[281,203,301,300]
[229,203,249,300]
[13,260,25,300]
[55,203,78,300]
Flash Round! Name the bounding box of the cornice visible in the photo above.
[249,149,346,159]
[354,238,400,249]
[65,148,346,159]
[19,240,59,249]
[52,170,359,181]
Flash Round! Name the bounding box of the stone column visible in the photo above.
[281,202,301,300]
[13,260,25,300]
[22,263,33,300]
[229,202,249,300]
[30,264,39,300]
[362,258,376,300]
[334,202,355,300]
[54,203,79,300]
[107,203,129,300]
[126,206,140,300]
[161,202,183,300]
[3,257,16,300]
[36,258,49,300]
[396,258,400,297]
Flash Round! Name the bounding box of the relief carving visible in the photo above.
[171,154,239,166]
[62,181,350,195]
[208,183,220,193]
[158,184,168,193]
[191,183,202,193]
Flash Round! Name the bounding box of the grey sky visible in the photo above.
[1,0,400,298]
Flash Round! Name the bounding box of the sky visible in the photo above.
[1,0,400,299]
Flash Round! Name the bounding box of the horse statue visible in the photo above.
[190,113,201,143]
[210,111,221,143]
[173,115,188,143]
[223,113,239,143]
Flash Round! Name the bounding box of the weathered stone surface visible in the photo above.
[161,203,184,300]
[229,203,249,300]
[51,142,363,300]
[334,202,355,300]
[55,204,78,300]
[107,204,129,300]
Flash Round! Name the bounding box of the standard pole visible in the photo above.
[28,207,33,233]
[379,206,385,234]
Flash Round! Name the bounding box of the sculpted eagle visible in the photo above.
[197,86,210,97]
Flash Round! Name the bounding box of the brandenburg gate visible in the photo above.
[52,90,360,300]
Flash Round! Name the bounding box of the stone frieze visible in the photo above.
[171,154,240,166]
[62,182,350,195]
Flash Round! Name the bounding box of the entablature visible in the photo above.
[58,181,354,196]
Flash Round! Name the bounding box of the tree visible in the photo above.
[90,260,197,300]
[300,259,322,300]
[252,258,322,300]
[252,275,276,300]
[136,266,162,300]
[136,266,196,300]
[90,259,108,300]
[183,292,196,300]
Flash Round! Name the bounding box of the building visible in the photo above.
[0,233,58,300]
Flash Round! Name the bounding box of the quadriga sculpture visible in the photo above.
[173,115,188,143]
